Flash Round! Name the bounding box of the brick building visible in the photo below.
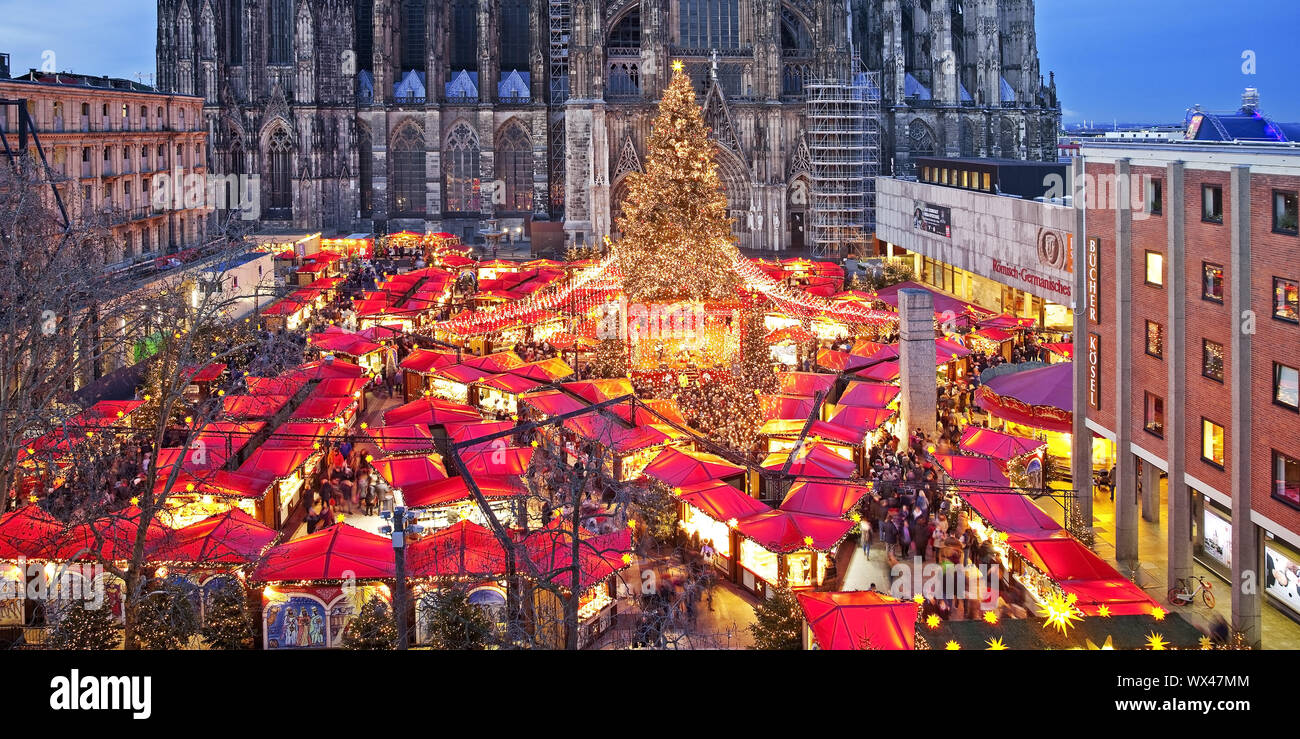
[0,58,210,264]
[1073,135,1300,646]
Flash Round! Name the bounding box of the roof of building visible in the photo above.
[0,68,199,99]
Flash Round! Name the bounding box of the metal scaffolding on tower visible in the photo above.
[548,0,571,219]
[804,54,879,258]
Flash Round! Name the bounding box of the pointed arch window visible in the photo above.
[500,0,529,72]
[354,0,373,73]
[497,121,532,213]
[268,0,292,65]
[400,0,426,72]
[358,125,373,216]
[177,4,194,58]
[390,124,426,216]
[679,0,739,49]
[227,0,243,65]
[199,3,216,60]
[444,122,480,214]
[267,127,294,218]
[451,0,478,72]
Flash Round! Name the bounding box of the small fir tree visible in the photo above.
[200,579,255,650]
[136,580,200,649]
[341,596,398,650]
[48,601,122,650]
[417,589,496,650]
[747,586,804,650]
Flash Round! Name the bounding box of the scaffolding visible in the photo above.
[548,0,571,219]
[805,55,879,258]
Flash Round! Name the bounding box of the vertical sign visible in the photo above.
[1087,332,1102,410]
[1086,237,1102,323]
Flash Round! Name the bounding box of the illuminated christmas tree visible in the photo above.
[48,601,121,650]
[614,60,742,303]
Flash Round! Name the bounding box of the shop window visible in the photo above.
[1143,392,1164,437]
[1202,262,1224,302]
[1201,419,1225,468]
[1148,178,1163,216]
[1275,190,1298,235]
[1202,339,1224,382]
[1202,184,1223,223]
[982,172,991,191]
[1144,251,1163,287]
[1275,451,1300,508]
[1275,277,1300,323]
[1275,362,1300,410]
[1145,320,1163,358]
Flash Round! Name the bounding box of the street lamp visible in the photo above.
[379,506,422,649]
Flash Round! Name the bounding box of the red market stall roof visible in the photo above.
[978,313,1037,330]
[642,447,746,488]
[838,381,900,409]
[183,363,227,383]
[239,446,317,479]
[434,363,494,385]
[816,349,873,372]
[223,393,290,419]
[358,324,407,342]
[313,377,371,399]
[290,395,355,422]
[406,520,508,579]
[759,393,816,421]
[1043,342,1073,359]
[510,358,575,383]
[521,390,588,418]
[150,509,276,565]
[797,590,918,650]
[462,446,534,477]
[461,351,525,373]
[367,424,437,455]
[677,479,769,522]
[734,510,853,553]
[260,299,306,316]
[478,372,545,395]
[778,372,836,398]
[385,397,483,426]
[872,282,992,322]
[400,348,462,375]
[1007,534,1160,616]
[976,362,1074,434]
[401,474,526,509]
[562,378,635,404]
[971,327,1014,343]
[66,400,146,429]
[959,491,1062,537]
[932,454,1010,487]
[826,404,896,433]
[245,375,308,396]
[445,420,515,451]
[521,527,632,591]
[562,413,672,455]
[959,427,1046,461]
[308,331,384,357]
[0,505,63,559]
[48,507,172,561]
[768,326,818,345]
[781,480,871,519]
[805,420,869,446]
[289,358,369,380]
[762,443,857,479]
[855,361,900,382]
[372,453,448,490]
[263,422,335,449]
[251,524,395,582]
[155,469,272,500]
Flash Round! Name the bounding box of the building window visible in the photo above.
[1202,262,1224,302]
[1275,190,1299,234]
[451,0,478,71]
[228,0,244,65]
[1202,339,1224,382]
[400,0,426,72]
[679,0,740,49]
[499,0,530,72]
[1202,184,1223,223]
[1275,451,1300,508]
[982,173,991,191]
[1201,419,1225,468]
[1148,178,1163,216]
[267,0,292,65]
[358,127,372,217]
[1145,320,1164,358]
[1144,392,1164,437]
[266,127,293,218]
[1145,251,1164,287]
[443,122,480,214]
[1275,277,1300,323]
[390,124,426,216]
[496,121,533,213]
[1276,362,1300,410]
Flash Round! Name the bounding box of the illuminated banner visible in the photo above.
[1087,333,1102,411]
[912,200,952,238]
[1086,237,1102,323]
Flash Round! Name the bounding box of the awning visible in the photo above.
[759,394,816,421]
[762,443,857,479]
[460,351,526,373]
[959,491,1061,537]
[734,510,853,553]
[222,394,290,419]
[837,381,900,409]
[366,424,437,455]
[520,390,589,418]
[251,524,395,582]
[401,474,526,509]
[47,507,172,561]
[1043,342,1074,359]
[959,426,1046,461]
[372,454,449,490]
[384,397,483,426]
[289,395,355,422]
[461,446,534,476]
[562,378,635,404]
[780,480,871,518]
[826,404,895,433]
[677,479,769,522]
[797,590,918,650]
[932,453,1010,486]
[406,520,508,579]
[777,371,836,398]
[642,447,746,488]
[521,527,632,591]
[976,362,1074,434]
[509,357,574,383]
[400,348,463,376]
[0,505,63,559]
[815,349,872,372]
[150,509,276,565]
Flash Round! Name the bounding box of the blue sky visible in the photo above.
[1,1,1297,124]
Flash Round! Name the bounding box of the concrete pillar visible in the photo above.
[1228,164,1261,647]
[897,289,938,441]
[1166,161,1193,587]
[1141,457,1160,523]
[1070,156,1093,538]
[1113,159,1139,571]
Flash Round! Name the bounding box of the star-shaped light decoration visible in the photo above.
[802,535,814,547]
[621,553,633,565]
[925,614,941,630]
[671,60,685,73]
[1151,606,1166,621]
[913,593,925,604]
[986,637,1008,650]
[1198,635,1214,650]
[1042,593,1083,635]
[1085,635,1115,650]
[944,640,961,650]
[983,610,999,625]
[1096,604,1112,618]
[1146,632,1168,650]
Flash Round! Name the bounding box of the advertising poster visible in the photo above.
[1265,543,1300,615]
[912,200,952,238]
[1201,507,1232,567]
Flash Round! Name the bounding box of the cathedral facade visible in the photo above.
[157,0,1060,251]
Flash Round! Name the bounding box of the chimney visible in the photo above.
[1242,87,1260,113]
